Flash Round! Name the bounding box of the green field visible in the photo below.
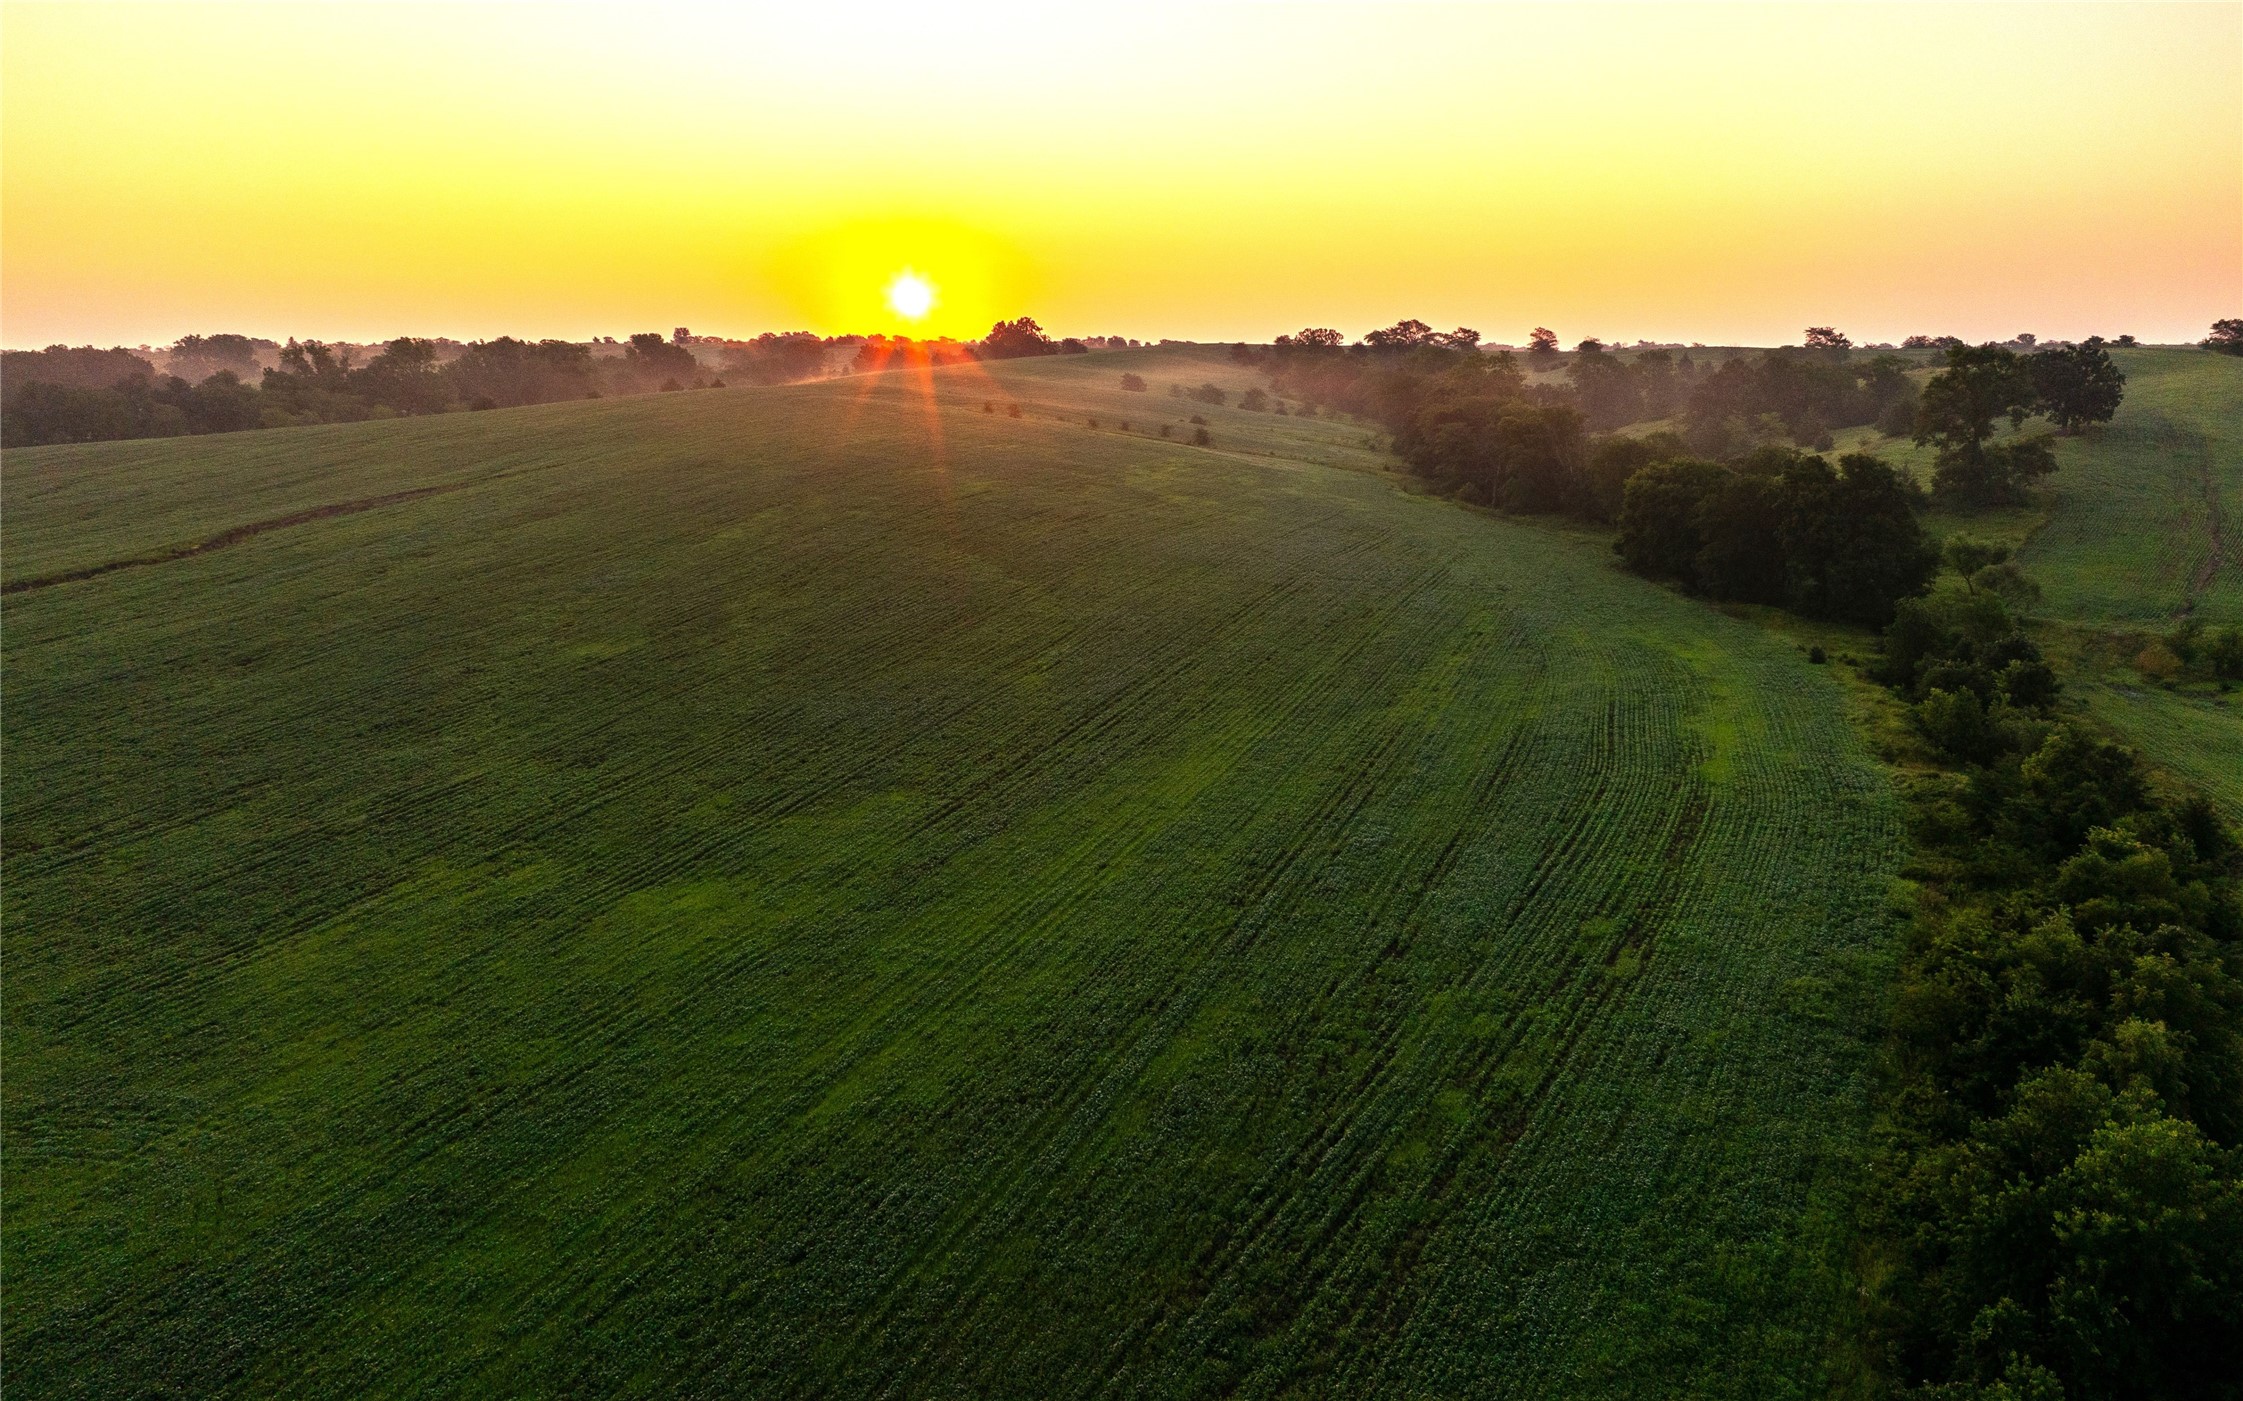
[2028,350,2243,818]
[5,352,1905,1396]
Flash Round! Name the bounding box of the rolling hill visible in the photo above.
[4,351,1906,1397]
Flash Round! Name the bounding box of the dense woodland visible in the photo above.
[1871,554,2243,1399]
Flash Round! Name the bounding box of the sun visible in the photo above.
[885,270,935,322]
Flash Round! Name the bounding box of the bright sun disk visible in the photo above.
[886,270,935,321]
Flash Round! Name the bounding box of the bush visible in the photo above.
[1191,426,1212,446]
[2206,627,2243,681]
[1190,384,1227,406]
[2135,640,2185,681]
[1120,373,1146,392]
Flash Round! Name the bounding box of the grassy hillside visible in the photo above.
[1841,348,2243,818]
[5,352,1903,1397]
[2023,350,2242,818]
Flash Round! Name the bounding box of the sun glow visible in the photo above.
[886,271,935,322]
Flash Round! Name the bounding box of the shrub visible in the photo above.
[1120,373,1146,392]
[1191,427,1212,446]
[2205,627,2243,681]
[2135,641,2185,681]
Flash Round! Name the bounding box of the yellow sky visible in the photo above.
[4,2,2237,348]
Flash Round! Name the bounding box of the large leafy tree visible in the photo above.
[1915,343,2054,507]
[2028,338,2126,435]
[981,317,1055,359]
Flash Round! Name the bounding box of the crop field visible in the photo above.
[5,351,1903,1397]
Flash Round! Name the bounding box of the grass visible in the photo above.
[5,350,1905,1397]
[1841,348,2243,817]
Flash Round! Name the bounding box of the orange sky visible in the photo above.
[4,2,2237,349]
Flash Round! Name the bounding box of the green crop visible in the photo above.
[4,351,1903,1397]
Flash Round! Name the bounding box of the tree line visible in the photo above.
[3,331,711,447]
[2,319,1135,449]
[1253,326,1943,625]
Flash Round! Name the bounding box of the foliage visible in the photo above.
[1617,450,1935,625]
[1860,499,2243,1396]
[165,332,272,382]
[2207,319,2243,356]
[2028,339,2127,435]
[719,332,829,386]
[1865,695,2243,1398]
[0,342,154,390]
[982,316,1057,358]
[1913,343,2092,507]
[1684,348,1915,453]
[445,337,597,408]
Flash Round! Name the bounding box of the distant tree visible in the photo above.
[1120,373,1146,391]
[720,332,828,386]
[445,337,596,408]
[1803,327,1852,350]
[1,343,155,391]
[1526,328,1560,363]
[2027,339,2125,434]
[1574,337,1604,355]
[1059,338,1089,354]
[1291,327,1344,349]
[1191,426,1212,446]
[2114,333,2139,347]
[1915,343,2050,506]
[1435,327,1481,350]
[1240,388,1269,411]
[165,333,269,382]
[624,332,700,387]
[2014,332,2037,347]
[2208,319,2243,356]
[983,318,1057,359]
[1567,348,1643,430]
[1190,383,1227,406]
[1362,319,1436,349]
[354,337,451,415]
